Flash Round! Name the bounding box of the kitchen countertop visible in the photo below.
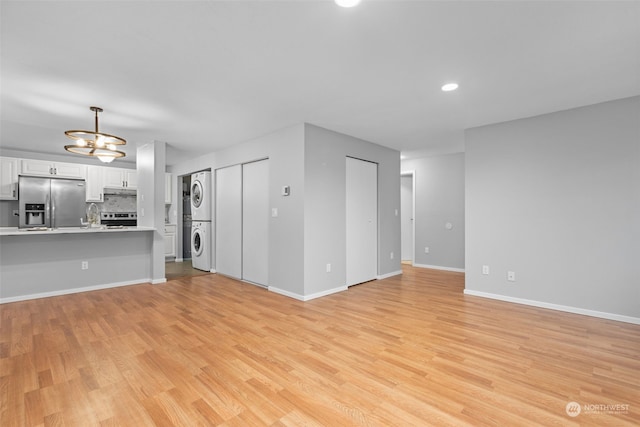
[0,226,156,237]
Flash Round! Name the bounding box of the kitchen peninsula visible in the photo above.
[0,226,156,303]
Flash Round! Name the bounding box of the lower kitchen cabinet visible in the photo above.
[164,224,176,258]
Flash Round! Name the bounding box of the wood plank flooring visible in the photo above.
[1,265,639,426]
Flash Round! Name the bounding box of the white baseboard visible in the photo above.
[377,270,402,280]
[0,278,151,304]
[463,289,640,325]
[268,285,347,301]
[209,269,217,273]
[152,278,167,284]
[414,263,465,273]
[175,258,184,263]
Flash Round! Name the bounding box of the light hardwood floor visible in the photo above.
[1,266,638,426]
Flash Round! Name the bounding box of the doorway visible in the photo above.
[401,171,414,264]
[346,157,378,286]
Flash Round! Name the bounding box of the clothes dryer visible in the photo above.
[191,221,211,271]
[190,171,211,221]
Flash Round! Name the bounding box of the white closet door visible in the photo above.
[215,165,242,279]
[346,157,378,286]
[242,159,269,286]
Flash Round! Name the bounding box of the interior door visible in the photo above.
[215,165,242,279]
[401,174,414,262]
[346,157,378,286]
[242,159,269,286]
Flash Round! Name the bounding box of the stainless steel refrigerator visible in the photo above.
[19,176,86,228]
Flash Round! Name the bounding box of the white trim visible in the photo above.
[175,257,184,263]
[0,278,151,304]
[209,269,217,273]
[414,263,465,273]
[268,285,348,301]
[463,289,640,325]
[152,278,167,285]
[377,270,402,280]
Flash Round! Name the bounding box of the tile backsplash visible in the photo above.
[91,194,137,213]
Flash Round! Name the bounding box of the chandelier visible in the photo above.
[64,106,126,163]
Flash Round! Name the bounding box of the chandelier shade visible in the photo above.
[64,106,126,163]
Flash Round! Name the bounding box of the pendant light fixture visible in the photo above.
[64,106,126,163]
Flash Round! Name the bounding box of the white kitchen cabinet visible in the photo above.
[165,173,172,204]
[85,165,104,202]
[103,167,137,189]
[21,159,86,179]
[0,157,19,200]
[164,224,177,258]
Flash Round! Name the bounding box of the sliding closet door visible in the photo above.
[242,159,269,286]
[346,157,378,286]
[215,165,242,279]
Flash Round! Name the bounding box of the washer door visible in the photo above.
[192,227,204,257]
[191,179,203,209]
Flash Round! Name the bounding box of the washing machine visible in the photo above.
[191,221,211,271]
[191,171,211,221]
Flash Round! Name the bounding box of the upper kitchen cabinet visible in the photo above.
[21,159,86,179]
[103,167,137,190]
[86,165,104,202]
[0,157,19,200]
[165,173,172,204]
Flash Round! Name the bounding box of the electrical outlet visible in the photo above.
[482,265,490,275]
[81,261,89,270]
[507,271,516,282]
[390,252,394,260]
[326,263,331,273]
[424,247,430,254]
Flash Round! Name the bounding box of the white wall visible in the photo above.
[137,141,166,283]
[465,96,640,321]
[401,153,465,271]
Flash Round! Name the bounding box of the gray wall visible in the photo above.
[465,96,640,319]
[0,231,152,300]
[401,153,465,271]
[170,122,401,299]
[170,124,307,296]
[304,124,401,296]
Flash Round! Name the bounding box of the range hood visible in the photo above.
[103,187,137,196]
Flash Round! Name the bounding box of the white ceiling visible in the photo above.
[2,0,639,166]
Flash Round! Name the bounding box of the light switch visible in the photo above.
[271,208,278,217]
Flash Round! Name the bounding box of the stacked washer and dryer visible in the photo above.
[190,171,212,271]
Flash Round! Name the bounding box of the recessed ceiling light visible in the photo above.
[441,83,459,92]
[335,0,361,8]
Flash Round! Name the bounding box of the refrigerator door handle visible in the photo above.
[45,193,51,228]
[51,193,56,228]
